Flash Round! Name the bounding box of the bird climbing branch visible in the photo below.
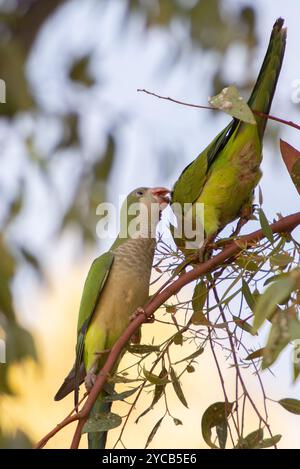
[35,211,300,449]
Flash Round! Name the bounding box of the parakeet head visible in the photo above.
[120,186,170,239]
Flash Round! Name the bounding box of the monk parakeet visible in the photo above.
[54,186,169,448]
[171,18,286,254]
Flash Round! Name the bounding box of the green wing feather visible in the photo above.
[172,120,238,206]
[74,251,114,405]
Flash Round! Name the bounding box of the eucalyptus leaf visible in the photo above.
[201,402,233,449]
[278,398,300,415]
[82,412,122,433]
[209,86,256,124]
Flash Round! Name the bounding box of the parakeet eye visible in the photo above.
[136,190,144,197]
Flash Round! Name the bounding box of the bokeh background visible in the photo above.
[0,0,300,449]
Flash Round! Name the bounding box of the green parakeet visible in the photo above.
[54,186,169,448]
[171,18,286,254]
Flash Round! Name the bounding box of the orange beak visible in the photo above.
[150,187,170,207]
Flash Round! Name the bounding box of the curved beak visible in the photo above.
[150,187,170,207]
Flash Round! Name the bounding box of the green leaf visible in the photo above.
[258,208,274,244]
[136,368,168,423]
[233,315,256,336]
[270,253,293,269]
[173,418,183,426]
[103,387,139,402]
[128,344,160,354]
[170,367,188,408]
[278,398,300,415]
[253,277,295,332]
[82,412,122,433]
[143,367,169,385]
[201,402,233,449]
[145,417,164,448]
[216,422,227,449]
[237,428,264,448]
[280,140,300,196]
[241,279,255,310]
[187,365,195,373]
[192,281,207,314]
[293,342,300,382]
[235,257,259,272]
[173,332,183,345]
[209,86,256,124]
[245,348,265,360]
[174,347,204,365]
[257,434,281,449]
[190,310,210,325]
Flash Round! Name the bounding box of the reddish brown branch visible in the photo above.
[36,211,300,449]
[137,88,300,131]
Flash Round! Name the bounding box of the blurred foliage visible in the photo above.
[0,0,259,447]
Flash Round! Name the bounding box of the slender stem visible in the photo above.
[137,89,300,131]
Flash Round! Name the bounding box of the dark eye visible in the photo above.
[136,190,143,197]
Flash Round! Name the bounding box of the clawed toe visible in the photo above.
[85,371,97,392]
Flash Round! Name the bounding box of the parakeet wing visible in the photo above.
[172,120,238,206]
[74,251,114,403]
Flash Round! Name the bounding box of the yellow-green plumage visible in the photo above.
[172,18,286,249]
[54,186,169,448]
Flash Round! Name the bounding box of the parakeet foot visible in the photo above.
[85,371,97,392]
[130,307,155,323]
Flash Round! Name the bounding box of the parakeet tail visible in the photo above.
[87,394,112,449]
[248,17,286,140]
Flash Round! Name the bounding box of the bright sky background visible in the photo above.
[2,0,300,449]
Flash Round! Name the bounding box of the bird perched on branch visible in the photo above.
[54,186,169,448]
[171,18,287,256]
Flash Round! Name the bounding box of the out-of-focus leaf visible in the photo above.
[173,418,183,426]
[216,422,227,449]
[237,428,263,449]
[278,398,300,415]
[190,310,210,326]
[280,140,300,195]
[170,367,188,408]
[293,342,300,382]
[145,417,164,449]
[270,253,293,269]
[233,315,256,336]
[174,347,204,365]
[166,305,176,314]
[257,434,281,448]
[186,365,195,373]
[245,348,265,360]
[262,309,300,369]
[143,367,168,386]
[209,86,256,124]
[258,208,274,244]
[235,257,259,272]
[241,279,255,310]
[173,332,183,345]
[253,277,296,332]
[201,401,233,449]
[192,281,207,314]
[103,387,139,402]
[82,412,122,433]
[6,324,38,363]
[0,429,33,449]
[136,367,168,423]
[69,55,94,87]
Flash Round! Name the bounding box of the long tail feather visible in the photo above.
[248,17,287,139]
